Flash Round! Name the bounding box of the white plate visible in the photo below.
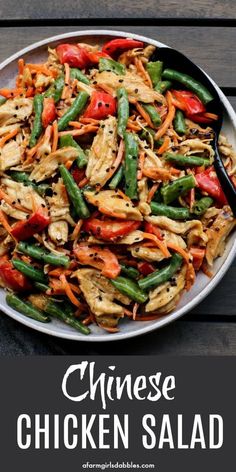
[0,29,235,342]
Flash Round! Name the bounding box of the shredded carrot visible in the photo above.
[61,63,70,99]
[52,120,58,152]
[204,112,218,121]
[155,91,175,140]
[18,58,25,75]
[78,177,89,188]
[101,139,125,186]
[202,261,213,278]
[0,87,24,98]
[136,102,154,128]
[68,121,82,129]
[82,315,93,326]
[117,189,131,202]
[99,206,126,219]
[147,183,159,203]
[142,167,172,181]
[65,160,73,170]
[124,308,133,317]
[59,274,83,308]
[0,210,13,235]
[71,219,83,240]
[48,268,72,277]
[58,125,98,137]
[132,302,139,320]
[30,191,38,213]
[137,151,145,180]
[26,64,57,77]
[80,117,100,125]
[99,325,119,333]
[166,242,190,264]
[185,263,195,291]
[134,57,153,88]
[189,188,195,210]
[127,119,141,132]
[157,135,171,155]
[25,86,35,97]
[135,314,164,321]
[0,128,19,148]
[142,232,170,258]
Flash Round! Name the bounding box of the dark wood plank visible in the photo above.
[0,314,236,355]
[1,0,236,20]
[0,26,235,87]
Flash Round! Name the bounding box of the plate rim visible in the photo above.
[0,28,235,342]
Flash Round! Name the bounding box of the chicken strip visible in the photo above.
[84,190,143,221]
[205,206,236,265]
[29,146,79,182]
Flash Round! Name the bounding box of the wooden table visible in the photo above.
[0,1,235,355]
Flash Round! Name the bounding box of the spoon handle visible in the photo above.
[213,133,236,216]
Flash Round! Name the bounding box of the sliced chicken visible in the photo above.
[0,124,20,138]
[145,215,208,246]
[0,139,21,171]
[34,73,52,89]
[47,178,70,220]
[138,177,151,216]
[0,97,33,126]
[1,177,46,212]
[87,230,145,245]
[94,70,165,103]
[84,190,143,221]
[86,116,118,186]
[29,147,79,182]
[0,235,13,256]
[0,201,27,220]
[179,138,214,163]
[75,268,131,318]
[205,206,236,265]
[48,221,68,245]
[145,266,186,312]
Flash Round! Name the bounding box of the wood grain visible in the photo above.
[0,26,235,87]
[1,0,236,20]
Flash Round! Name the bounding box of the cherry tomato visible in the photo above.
[102,38,144,57]
[83,91,117,120]
[195,166,228,205]
[0,258,31,291]
[56,44,90,69]
[138,262,155,276]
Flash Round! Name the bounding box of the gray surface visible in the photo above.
[0,22,235,354]
[0,0,235,19]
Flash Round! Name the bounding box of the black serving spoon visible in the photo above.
[151,47,236,215]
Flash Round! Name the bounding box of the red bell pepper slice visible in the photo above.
[11,210,50,240]
[56,44,91,69]
[189,247,205,271]
[0,258,31,291]
[195,166,228,205]
[102,38,144,57]
[71,167,86,185]
[83,91,117,120]
[172,90,206,116]
[42,97,56,128]
[138,261,155,276]
[83,218,140,241]
[74,244,121,279]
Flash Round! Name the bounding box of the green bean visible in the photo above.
[34,282,50,292]
[99,58,126,75]
[117,87,129,138]
[70,68,90,84]
[109,165,123,189]
[164,152,210,168]
[44,74,64,102]
[0,97,7,106]
[154,80,172,94]
[29,94,43,148]
[151,202,191,220]
[58,92,89,131]
[161,174,196,204]
[12,259,48,284]
[124,132,138,199]
[17,242,70,267]
[138,253,183,291]
[59,164,90,219]
[142,104,161,127]
[6,293,49,323]
[120,263,139,280]
[174,110,186,135]
[162,68,213,104]
[44,299,90,335]
[111,276,148,303]
[59,134,88,168]
[192,197,214,216]
[146,61,163,87]
[9,171,50,197]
